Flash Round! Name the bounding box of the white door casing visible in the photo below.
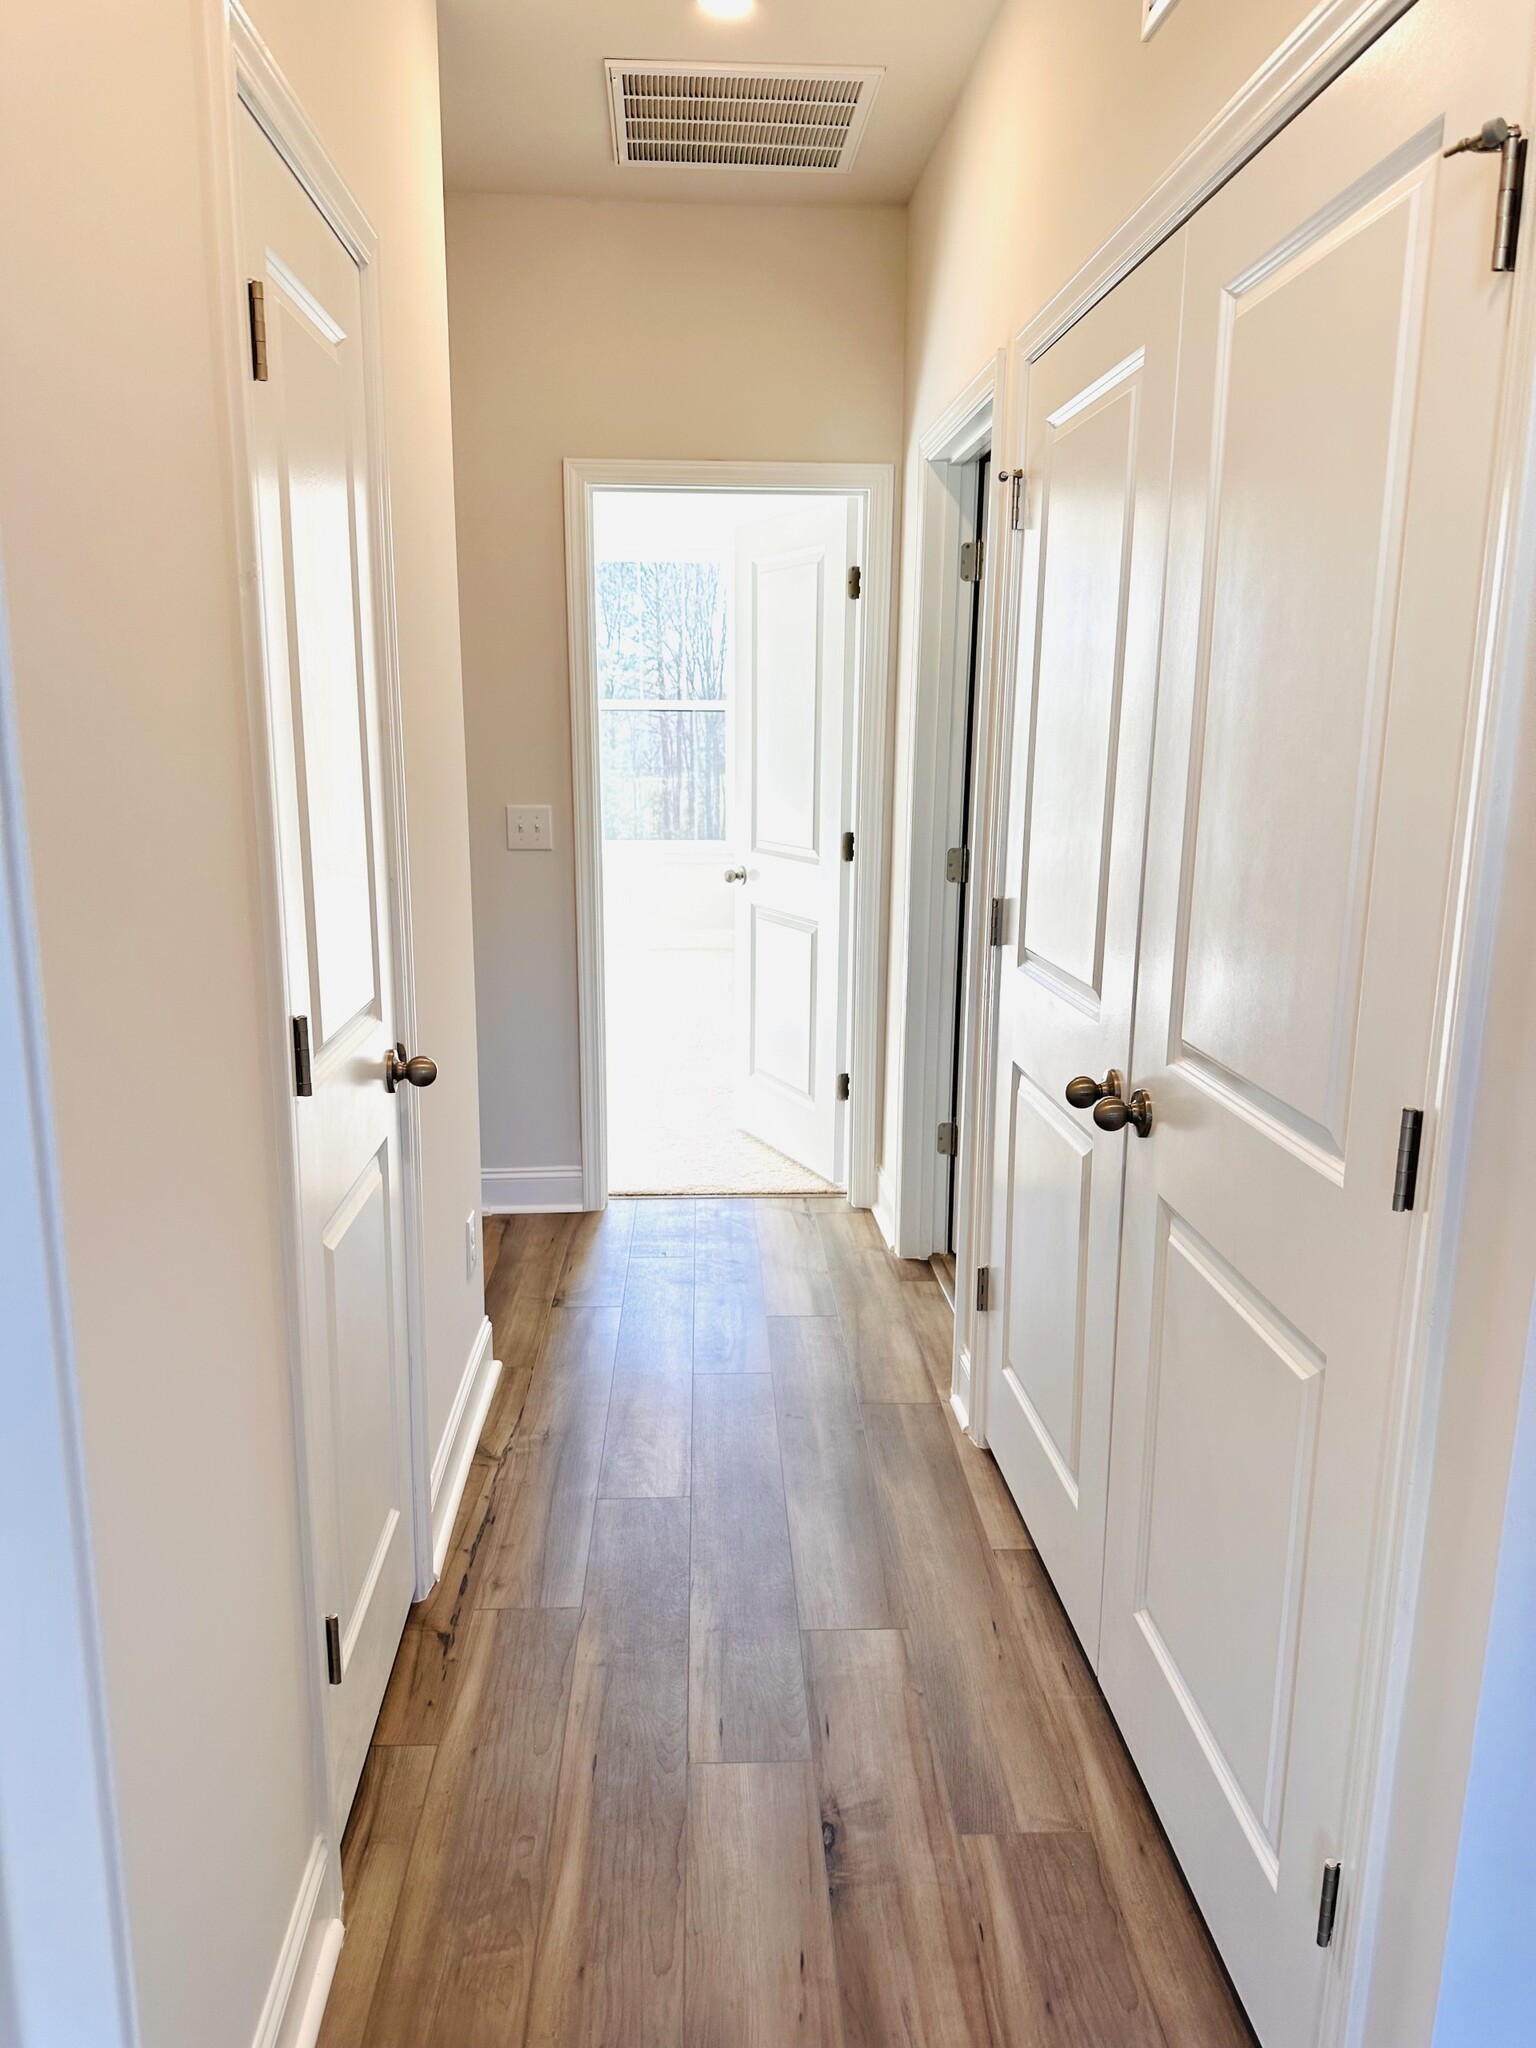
[1098,21,1525,2048]
[240,106,416,1833]
[731,501,856,1184]
[986,240,1184,1656]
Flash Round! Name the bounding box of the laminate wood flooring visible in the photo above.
[321,1198,1256,2048]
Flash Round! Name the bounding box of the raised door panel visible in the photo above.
[1177,190,1421,1161]
[323,1153,401,1654]
[1022,378,1139,1004]
[750,908,818,1100]
[277,284,380,1048]
[1135,1216,1322,1877]
[1003,1069,1093,1496]
[751,552,823,860]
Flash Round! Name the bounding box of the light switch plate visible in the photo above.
[506,804,553,852]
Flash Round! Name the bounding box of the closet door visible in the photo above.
[985,239,1182,1653]
[1098,7,1531,2042]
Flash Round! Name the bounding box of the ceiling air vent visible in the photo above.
[605,60,884,174]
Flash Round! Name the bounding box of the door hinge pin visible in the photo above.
[1392,1107,1424,1213]
[936,1120,958,1156]
[324,1613,343,1686]
[291,1014,313,1098]
[1445,118,1527,271]
[946,845,969,884]
[960,538,984,583]
[837,1072,851,1102]
[989,897,1005,946]
[247,278,269,382]
[975,1264,991,1312]
[847,564,862,601]
[1316,1861,1342,1949]
[999,469,1026,530]
[841,829,855,863]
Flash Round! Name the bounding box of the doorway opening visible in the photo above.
[580,484,864,1198]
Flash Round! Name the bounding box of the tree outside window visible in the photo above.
[597,559,727,841]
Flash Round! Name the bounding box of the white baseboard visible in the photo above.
[481,1165,585,1213]
[252,1836,342,2048]
[430,1315,500,1582]
[873,1166,898,1253]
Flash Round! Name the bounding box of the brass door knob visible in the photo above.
[386,1044,439,1092]
[1093,1087,1153,1138]
[1065,1070,1123,1111]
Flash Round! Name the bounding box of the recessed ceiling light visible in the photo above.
[699,0,754,19]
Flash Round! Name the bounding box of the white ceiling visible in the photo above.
[437,0,1008,204]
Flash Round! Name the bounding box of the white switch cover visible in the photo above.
[506,804,553,852]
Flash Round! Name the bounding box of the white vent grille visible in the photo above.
[606,61,884,173]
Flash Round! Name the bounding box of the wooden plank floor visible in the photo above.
[321,1197,1256,2048]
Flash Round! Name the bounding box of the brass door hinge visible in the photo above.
[1392,1108,1424,1213]
[247,278,269,381]
[291,1015,313,1098]
[1445,118,1527,271]
[960,538,984,583]
[1316,1861,1342,1949]
[847,564,862,601]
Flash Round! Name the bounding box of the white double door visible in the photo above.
[241,110,417,1832]
[729,501,857,1184]
[987,5,1527,2042]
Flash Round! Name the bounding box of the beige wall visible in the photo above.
[0,2,480,2042]
[446,194,906,1193]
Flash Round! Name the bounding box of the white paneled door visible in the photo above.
[240,109,417,1832]
[982,5,1530,2040]
[986,240,1183,1657]
[1094,20,1524,2048]
[731,502,856,1183]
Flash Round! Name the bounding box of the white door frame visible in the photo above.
[563,458,895,1212]
[963,2,1536,2043]
[886,356,1008,1429]
[198,0,435,1945]
[0,555,140,2048]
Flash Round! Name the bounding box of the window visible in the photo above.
[596,559,728,840]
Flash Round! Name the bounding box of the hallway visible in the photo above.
[318,1198,1254,2047]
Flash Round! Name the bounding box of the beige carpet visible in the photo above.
[605,943,840,1197]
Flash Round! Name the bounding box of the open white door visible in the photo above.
[730,501,855,1184]
[985,240,1182,1655]
[240,108,420,1832]
[1098,15,1529,2045]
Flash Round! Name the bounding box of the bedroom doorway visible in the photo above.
[589,487,855,1196]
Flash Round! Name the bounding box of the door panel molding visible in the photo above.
[562,458,895,1213]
